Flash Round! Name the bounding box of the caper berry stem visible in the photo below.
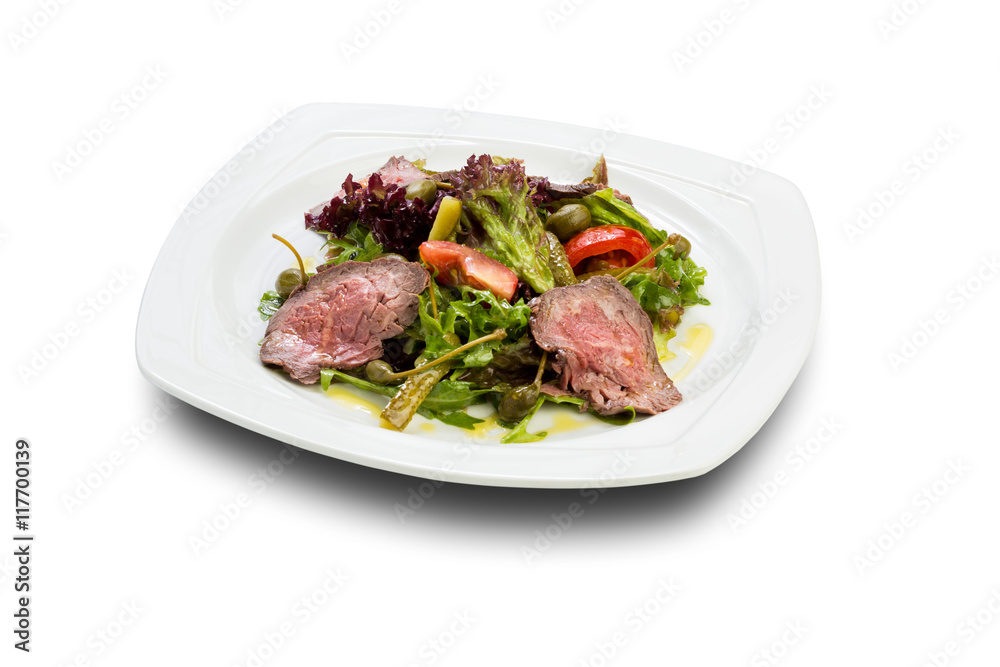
[428,279,438,320]
[271,233,308,288]
[533,351,548,386]
[373,328,507,382]
[497,351,550,424]
[498,351,550,423]
[613,238,674,282]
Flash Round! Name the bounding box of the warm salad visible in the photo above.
[257,154,708,442]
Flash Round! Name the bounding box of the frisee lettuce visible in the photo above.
[417,285,532,368]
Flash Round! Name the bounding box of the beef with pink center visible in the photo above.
[528,275,682,415]
[260,257,428,384]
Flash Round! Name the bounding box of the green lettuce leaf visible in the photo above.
[459,155,554,293]
[324,220,385,265]
[433,411,485,430]
[258,290,285,320]
[500,396,547,444]
[592,406,636,426]
[571,188,669,246]
[540,393,638,426]
[417,285,532,368]
[565,188,710,312]
[498,393,637,444]
[320,369,490,430]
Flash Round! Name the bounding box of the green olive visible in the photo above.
[275,268,304,298]
[405,179,437,203]
[365,360,397,384]
[545,204,591,242]
[498,384,540,423]
[669,233,692,259]
[375,252,407,262]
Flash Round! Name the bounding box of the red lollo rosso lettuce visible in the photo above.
[526,175,553,208]
[305,173,442,257]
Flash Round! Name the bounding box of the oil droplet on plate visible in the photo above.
[671,324,714,383]
[469,415,507,440]
[548,412,591,435]
[325,385,384,416]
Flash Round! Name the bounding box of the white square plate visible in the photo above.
[136,103,820,488]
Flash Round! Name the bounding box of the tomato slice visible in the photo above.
[563,225,655,274]
[418,240,519,302]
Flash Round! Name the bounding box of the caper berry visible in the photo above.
[365,360,397,384]
[275,268,304,298]
[498,384,540,423]
[668,233,692,259]
[405,179,437,203]
[545,204,592,242]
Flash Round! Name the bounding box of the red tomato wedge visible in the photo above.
[563,225,655,273]
[418,240,519,302]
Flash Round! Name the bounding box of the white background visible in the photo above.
[4,0,1000,665]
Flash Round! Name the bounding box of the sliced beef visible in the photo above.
[532,180,634,206]
[529,275,681,415]
[368,155,430,187]
[543,181,602,199]
[533,157,634,205]
[260,258,429,384]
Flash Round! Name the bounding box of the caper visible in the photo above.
[545,204,591,242]
[498,384,540,423]
[366,360,397,384]
[668,233,692,259]
[405,179,437,203]
[275,268,304,298]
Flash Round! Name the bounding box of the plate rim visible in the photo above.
[136,102,821,489]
